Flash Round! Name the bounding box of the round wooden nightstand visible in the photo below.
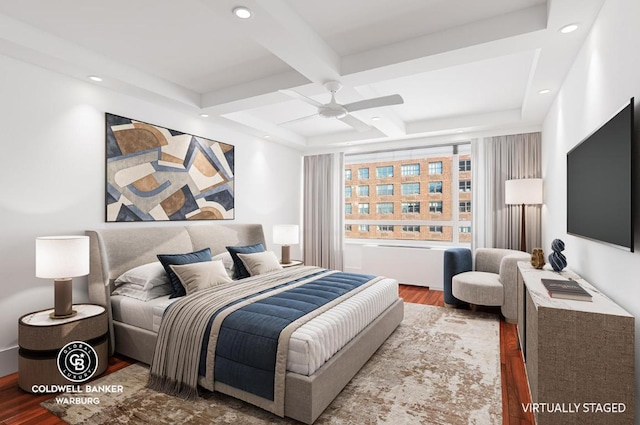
[18,304,108,393]
[281,260,304,268]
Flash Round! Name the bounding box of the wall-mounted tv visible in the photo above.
[567,98,634,251]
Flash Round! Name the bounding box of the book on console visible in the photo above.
[541,278,593,302]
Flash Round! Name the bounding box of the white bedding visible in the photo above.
[112,277,398,376]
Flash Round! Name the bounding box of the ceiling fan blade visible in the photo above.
[279,89,323,107]
[343,94,404,113]
[339,114,371,132]
[279,113,318,126]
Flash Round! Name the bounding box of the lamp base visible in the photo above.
[51,278,75,319]
[49,309,77,320]
[281,245,291,264]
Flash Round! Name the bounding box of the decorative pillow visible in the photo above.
[170,260,232,296]
[112,283,172,301]
[114,262,170,290]
[212,251,235,279]
[237,251,283,276]
[157,248,212,298]
[226,243,265,279]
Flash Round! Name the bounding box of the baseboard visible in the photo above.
[0,345,18,377]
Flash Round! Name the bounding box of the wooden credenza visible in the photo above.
[517,263,634,425]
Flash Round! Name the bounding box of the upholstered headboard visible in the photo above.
[85,223,266,352]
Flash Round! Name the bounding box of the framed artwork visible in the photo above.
[105,113,234,222]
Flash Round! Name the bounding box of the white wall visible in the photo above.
[542,0,640,418]
[0,53,302,376]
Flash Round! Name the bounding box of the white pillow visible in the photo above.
[212,251,235,279]
[170,260,232,295]
[236,251,283,276]
[112,283,172,301]
[114,262,170,290]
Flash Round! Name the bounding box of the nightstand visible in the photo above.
[281,260,304,268]
[18,304,108,393]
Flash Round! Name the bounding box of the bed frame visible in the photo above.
[86,223,404,424]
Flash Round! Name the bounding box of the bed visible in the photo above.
[86,223,404,424]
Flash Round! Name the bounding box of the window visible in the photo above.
[459,201,471,213]
[359,224,370,232]
[378,225,394,232]
[401,182,420,195]
[376,166,394,178]
[376,202,394,214]
[401,202,420,213]
[358,168,369,179]
[401,163,420,176]
[459,159,471,172]
[429,201,443,213]
[345,204,352,214]
[429,225,443,233]
[428,161,443,174]
[429,181,443,193]
[345,224,352,231]
[345,169,352,180]
[358,203,369,214]
[402,225,420,232]
[460,226,471,233]
[377,184,394,196]
[357,185,369,196]
[459,180,471,192]
[345,186,352,198]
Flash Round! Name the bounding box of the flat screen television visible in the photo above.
[567,98,634,251]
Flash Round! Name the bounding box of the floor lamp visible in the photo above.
[505,178,543,253]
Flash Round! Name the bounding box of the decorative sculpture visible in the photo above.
[531,248,545,269]
[548,239,567,272]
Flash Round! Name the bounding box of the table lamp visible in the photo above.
[505,178,543,252]
[36,235,90,319]
[273,225,299,264]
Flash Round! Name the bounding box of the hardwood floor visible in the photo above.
[1,285,533,425]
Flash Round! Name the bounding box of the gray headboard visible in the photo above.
[85,223,266,353]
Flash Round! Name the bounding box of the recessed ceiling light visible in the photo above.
[538,89,551,95]
[88,75,102,82]
[456,129,464,133]
[200,113,209,118]
[371,116,381,121]
[264,135,271,139]
[560,24,578,34]
[233,6,252,19]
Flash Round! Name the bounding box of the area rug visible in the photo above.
[42,303,501,424]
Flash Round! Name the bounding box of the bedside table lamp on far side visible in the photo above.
[273,224,299,264]
[36,235,90,319]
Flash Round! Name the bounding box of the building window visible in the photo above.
[377,184,394,196]
[345,186,352,198]
[401,163,420,176]
[345,169,352,180]
[401,202,420,213]
[401,182,420,195]
[460,226,471,233]
[429,181,443,193]
[378,225,394,232]
[459,180,471,192]
[459,201,471,213]
[429,225,443,233]
[459,159,471,172]
[345,224,352,231]
[376,166,394,178]
[428,161,443,175]
[345,204,352,214]
[358,203,370,214]
[358,168,369,179]
[358,185,369,196]
[429,201,443,213]
[376,202,394,214]
[402,225,420,232]
[359,224,370,232]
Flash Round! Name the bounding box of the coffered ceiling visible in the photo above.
[0,0,605,150]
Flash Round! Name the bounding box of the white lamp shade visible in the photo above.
[36,236,90,279]
[273,225,299,245]
[505,178,543,205]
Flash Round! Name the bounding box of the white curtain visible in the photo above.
[472,132,542,252]
[303,153,344,269]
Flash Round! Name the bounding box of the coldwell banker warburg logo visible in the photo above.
[57,341,99,383]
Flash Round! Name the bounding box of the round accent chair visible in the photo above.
[444,248,530,323]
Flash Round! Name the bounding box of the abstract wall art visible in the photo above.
[105,113,234,222]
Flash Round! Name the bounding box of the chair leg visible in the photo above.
[469,304,478,312]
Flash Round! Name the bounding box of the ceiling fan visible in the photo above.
[279,81,404,132]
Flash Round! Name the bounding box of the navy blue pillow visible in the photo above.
[226,243,265,279]
[157,248,212,298]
